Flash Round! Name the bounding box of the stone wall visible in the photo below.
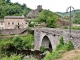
[34,28,80,50]
[0,28,26,35]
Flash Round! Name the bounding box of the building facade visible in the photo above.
[4,16,28,29]
[0,20,5,29]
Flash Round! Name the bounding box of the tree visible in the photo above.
[74,12,80,24]
[36,10,58,28]
[22,34,34,49]
[0,0,31,18]
[12,36,23,50]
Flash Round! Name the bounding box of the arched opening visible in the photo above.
[41,36,52,51]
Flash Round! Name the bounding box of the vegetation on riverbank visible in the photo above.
[0,34,34,60]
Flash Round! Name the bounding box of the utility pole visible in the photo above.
[66,6,75,39]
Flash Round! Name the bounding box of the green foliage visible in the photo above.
[28,20,36,27]
[59,37,64,45]
[72,26,80,30]
[40,46,46,52]
[56,37,74,51]
[13,36,23,50]
[66,40,74,51]
[36,10,58,28]
[22,34,34,49]
[26,27,34,34]
[44,51,62,60]
[57,9,80,24]
[63,26,80,30]
[0,39,13,51]
[43,51,52,60]
[0,34,34,59]
[12,34,34,50]
[63,26,69,29]
[74,11,80,24]
[0,54,22,60]
[0,0,31,18]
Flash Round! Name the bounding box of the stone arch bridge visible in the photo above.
[33,28,80,50]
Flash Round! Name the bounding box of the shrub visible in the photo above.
[56,37,64,51]
[0,54,22,60]
[26,27,34,34]
[12,36,23,50]
[59,37,64,45]
[56,37,74,51]
[22,34,34,49]
[40,46,46,52]
[43,51,52,60]
[72,26,80,30]
[63,26,69,29]
[66,40,74,51]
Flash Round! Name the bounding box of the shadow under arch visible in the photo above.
[41,35,52,51]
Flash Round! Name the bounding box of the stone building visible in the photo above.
[0,20,5,29]
[4,16,28,29]
[26,5,42,20]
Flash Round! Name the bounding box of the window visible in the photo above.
[8,22,10,25]
[1,22,3,25]
[25,23,27,24]
[18,23,19,25]
[12,22,14,25]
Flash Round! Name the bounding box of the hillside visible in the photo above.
[56,9,80,17]
[59,50,80,60]
[56,9,80,24]
[0,0,31,18]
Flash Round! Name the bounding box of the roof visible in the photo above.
[4,16,24,19]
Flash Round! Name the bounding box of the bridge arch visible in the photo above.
[34,29,60,50]
[39,32,57,50]
[41,35,52,50]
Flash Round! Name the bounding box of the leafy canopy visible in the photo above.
[0,0,31,18]
[36,10,58,28]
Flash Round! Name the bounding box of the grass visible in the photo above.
[63,26,80,30]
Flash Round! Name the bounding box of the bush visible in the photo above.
[59,37,64,45]
[0,54,22,60]
[43,51,52,60]
[63,26,69,29]
[40,46,46,52]
[12,36,23,50]
[56,37,74,51]
[56,37,64,51]
[72,26,80,30]
[66,40,74,51]
[26,27,34,34]
[22,34,34,49]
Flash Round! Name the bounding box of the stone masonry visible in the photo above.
[34,28,80,50]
